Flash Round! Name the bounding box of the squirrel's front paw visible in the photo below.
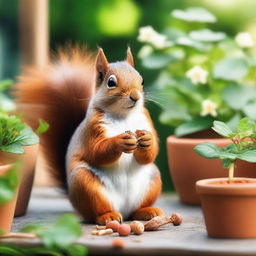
[136,130,153,150]
[116,131,137,154]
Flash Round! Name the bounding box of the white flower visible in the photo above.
[138,26,157,42]
[186,66,208,84]
[201,99,218,117]
[138,26,171,49]
[138,45,153,58]
[235,32,254,48]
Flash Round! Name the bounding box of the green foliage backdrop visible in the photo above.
[1,0,256,190]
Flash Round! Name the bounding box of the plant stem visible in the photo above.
[228,162,235,182]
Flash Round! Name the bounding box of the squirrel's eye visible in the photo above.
[107,75,117,89]
[142,78,144,85]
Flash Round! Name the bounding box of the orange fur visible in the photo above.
[14,46,95,187]
[69,166,122,223]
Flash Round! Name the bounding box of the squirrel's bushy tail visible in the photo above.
[14,46,95,187]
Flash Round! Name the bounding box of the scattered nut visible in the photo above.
[96,225,106,230]
[111,238,125,249]
[91,228,113,236]
[144,213,183,231]
[171,213,182,226]
[106,220,120,232]
[118,224,131,236]
[130,221,144,235]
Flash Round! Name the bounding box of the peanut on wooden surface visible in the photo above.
[111,238,125,249]
[144,213,182,231]
[91,228,113,236]
[130,221,144,235]
[117,224,131,236]
[106,220,120,232]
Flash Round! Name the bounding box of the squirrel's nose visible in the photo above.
[129,89,140,102]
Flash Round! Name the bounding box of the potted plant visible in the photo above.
[0,113,47,217]
[0,80,48,216]
[137,7,256,204]
[0,163,20,233]
[195,117,256,238]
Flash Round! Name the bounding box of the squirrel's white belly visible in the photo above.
[94,111,154,218]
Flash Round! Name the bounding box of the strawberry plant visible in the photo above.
[194,117,256,181]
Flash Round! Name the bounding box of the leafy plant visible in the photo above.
[138,7,256,136]
[0,214,87,256]
[194,117,256,181]
[0,114,49,154]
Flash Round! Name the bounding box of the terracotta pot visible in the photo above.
[167,136,256,205]
[0,144,38,216]
[196,177,256,238]
[167,136,230,204]
[0,164,19,233]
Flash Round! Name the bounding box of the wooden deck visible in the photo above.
[2,187,256,255]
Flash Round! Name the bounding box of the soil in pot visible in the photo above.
[0,164,19,233]
[166,135,256,205]
[196,177,256,238]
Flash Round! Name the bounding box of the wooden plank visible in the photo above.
[1,188,256,255]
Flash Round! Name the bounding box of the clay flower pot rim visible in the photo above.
[167,135,230,145]
[196,177,256,196]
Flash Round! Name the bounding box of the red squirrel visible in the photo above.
[15,46,163,224]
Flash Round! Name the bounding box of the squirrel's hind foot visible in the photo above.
[131,207,164,221]
[96,211,123,224]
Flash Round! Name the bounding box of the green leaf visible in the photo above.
[194,142,221,158]
[141,53,175,69]
[212,120,233,137]
[218,151,237,160]
[22,214,83,250]
[238,149,256,162]
[222,83,256,110]
[0,163,20,205]
[175,117,213,137]
[189,29,226,42]
[0,144,25,154]
[226,113,241,132]
[36,119,49,134]
[176,37,206,51]
[15,127,39,146]
[213,58,249,81]
[0,182,15,204]
[171,7,216,23]
[237,117,254,137]
[65,245,88,256]
[243,100,256,119]
[0,245,25,256]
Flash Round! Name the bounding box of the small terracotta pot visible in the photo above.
[167,136,230,204]
[0,164,19,233]
[196,177,256,238]
[0,145,38,216]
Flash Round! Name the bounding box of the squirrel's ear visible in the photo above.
[96,48,109,83]
[126,47,134,67]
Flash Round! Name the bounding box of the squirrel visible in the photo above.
[15,46,163,224]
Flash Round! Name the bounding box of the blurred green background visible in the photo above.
[1,0,256,190]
